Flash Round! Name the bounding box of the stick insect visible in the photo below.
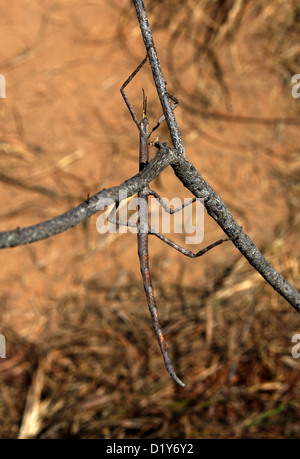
[109,55,229,386]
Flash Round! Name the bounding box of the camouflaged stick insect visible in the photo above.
[109,56,229,386]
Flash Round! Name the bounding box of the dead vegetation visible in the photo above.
[1,253,300,439]
[0,0,299,438]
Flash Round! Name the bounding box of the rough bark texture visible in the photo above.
[0,1,299,322]
[171,156,300,312]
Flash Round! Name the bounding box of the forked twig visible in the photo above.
[0,0,299,389]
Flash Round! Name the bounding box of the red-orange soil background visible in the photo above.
[0,0,299,438]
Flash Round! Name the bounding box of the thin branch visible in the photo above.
[1,140,299,313]
[132,2,300,312]
[133,0,186,157]
[0,148,175,249]
[0,0,298,352]
[163,144,300,313]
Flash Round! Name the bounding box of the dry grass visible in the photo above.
[0,0,299,439]
[1,251,300,439]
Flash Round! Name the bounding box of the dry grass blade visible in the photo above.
[0,0,300,439]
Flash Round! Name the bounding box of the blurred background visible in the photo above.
[0,0,299,438]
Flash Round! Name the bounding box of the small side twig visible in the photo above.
[0,0,299,390]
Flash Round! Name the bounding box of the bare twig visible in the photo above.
[132,1,300,311]
[0,0,299,390]
[133,0,186,157]
[0,148,175,249]
[0,144,299,313]
[166,143,300,313]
